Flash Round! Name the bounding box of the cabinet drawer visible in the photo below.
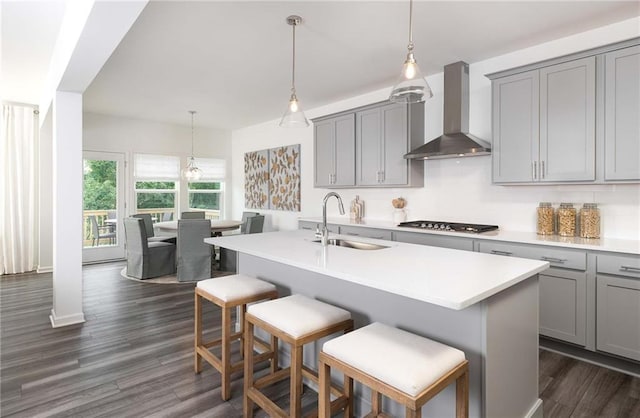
[477,241,586,271]
[394,231,473,251]
[597,253,640,279]
[298,221,339,234]
[339,226,392,241]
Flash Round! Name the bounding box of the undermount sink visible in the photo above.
[312,238,389,250]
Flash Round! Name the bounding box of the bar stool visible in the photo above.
[244,294,354,418]
[194,274,278,401]
[318,322,469,418]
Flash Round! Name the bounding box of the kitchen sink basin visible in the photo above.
[312,238,389,250]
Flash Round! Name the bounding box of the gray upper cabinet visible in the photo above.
[604,45,640,181]
[491,57,596,183]
[356,101,424,187]
[314,101,423,189]
[313,114,355,188]
[540,57,596,181]
[492,71,540,183]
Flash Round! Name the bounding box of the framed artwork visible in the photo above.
[244,144,301,212]
[244,149,269,209]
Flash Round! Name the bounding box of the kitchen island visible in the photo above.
[206,230,549,418]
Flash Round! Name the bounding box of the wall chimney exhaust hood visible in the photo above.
[404,61,491,160]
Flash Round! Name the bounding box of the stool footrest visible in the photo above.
[254,367,290,390]
[247,387,289,418]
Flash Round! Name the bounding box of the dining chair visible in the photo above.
[239,211,259,234]
[123,217,176,279]
[245,215,265,234]
[89,215,116,246]
[106,210,117,233]
[177,219,212,282]
[133,213,176,243]
[220,214,265,272]
[181,211,206,219]
[162,212,173,221]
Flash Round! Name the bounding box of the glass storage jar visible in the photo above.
[557,203,576,236]
[580,203,600,238]
[536,202,555,235]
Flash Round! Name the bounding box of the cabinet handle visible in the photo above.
[533,162,537,180]
[541,161,545,179]
[345,232,360,236]
[301,226,312,230]
[372,236,385,239]
[491,250,513,256]
[620,265,640,272]
[376,171,381,183]
[381,171,385,182]
[540,256,567,264]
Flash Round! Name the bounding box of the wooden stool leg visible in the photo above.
[318,359,331,418]
[239,305,246,359]
[194,292,202,373]
[290,345,304,418]
[270,334,279,374]
[221,306,232,401]
[371,390,382,415]
[244,319,255,418]
[344,374,353,418]
[456,367,469,418]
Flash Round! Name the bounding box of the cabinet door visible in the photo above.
[314,119,335,187]
[539,269,587,346]
[356,108,382,186]
[596,274,640,361]
[492,71,540,183]
[340,225,392,241]
[540,57,596,181]
[380,103,408,186]
[333,114,356,186]
[605,46,640,181]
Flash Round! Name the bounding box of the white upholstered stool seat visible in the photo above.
[244,294,354,418]
[194,274,278,401]
[319,322,469,418]
[197,274,276,302]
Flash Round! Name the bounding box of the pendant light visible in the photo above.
[389,0,433,103]
[182,110,202,181]
[279,15,309,128]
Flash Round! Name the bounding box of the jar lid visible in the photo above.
[559,202,574,207]
[539,202,552,207]
[583,203,598,208]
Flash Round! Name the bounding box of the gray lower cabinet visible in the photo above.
[490,57,596,183]
[539,269,587,346]
[313,114,355,187]
[340,225,392,241]
[596,253,640,361]
[477,240,588,346]
[604,45,640,181]
[298,220,339,234]
[394,231,473,251]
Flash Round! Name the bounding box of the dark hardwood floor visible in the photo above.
[1,262,639,417]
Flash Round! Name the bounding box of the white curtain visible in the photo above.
[0,104,37,274]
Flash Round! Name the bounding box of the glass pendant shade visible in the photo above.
[182,156,202,181]
[279,92,309,127]
[390,52,433,103]
[182,110,202,180]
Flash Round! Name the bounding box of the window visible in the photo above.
[134,154,180,221]
[188,158,226,219]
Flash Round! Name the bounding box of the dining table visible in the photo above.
[154,219,242,237]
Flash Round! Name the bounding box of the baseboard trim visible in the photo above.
[525,399,543,418]
[50,309,85,328]
[540,337,640,378]
[37,265,53,273]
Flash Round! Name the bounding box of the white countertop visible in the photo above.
[300,217,640,255]
[206,230,549,311]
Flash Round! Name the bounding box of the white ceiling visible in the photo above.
[3,1,639,129]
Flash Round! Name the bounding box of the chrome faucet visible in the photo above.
[316,192,345,246]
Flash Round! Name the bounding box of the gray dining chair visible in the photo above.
[89,215,115,246]
[133,213,176,243]
[220,214,265,272]
[181,211,205,219]
[177,219,212,282]
[240,211,259,234]
[245,215,265,234]
[123,217,176,279]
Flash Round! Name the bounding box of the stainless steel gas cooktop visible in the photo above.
[397,220,499,233]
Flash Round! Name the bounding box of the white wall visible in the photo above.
[231,18,640,240]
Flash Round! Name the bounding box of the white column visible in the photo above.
[50,91,84,328]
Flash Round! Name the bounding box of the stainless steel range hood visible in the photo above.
[404,61,491,160]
